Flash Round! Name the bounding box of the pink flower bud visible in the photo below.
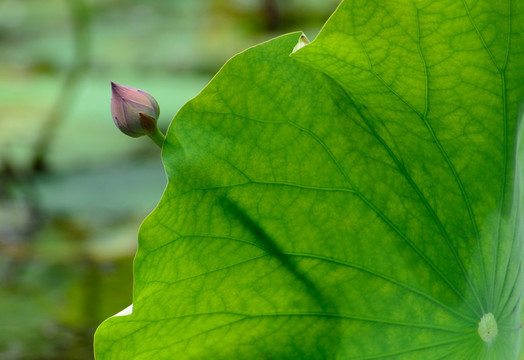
[110,82,160,137]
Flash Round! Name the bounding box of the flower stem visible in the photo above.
[148,127,165,149]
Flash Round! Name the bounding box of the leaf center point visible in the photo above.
[478,313,498,343]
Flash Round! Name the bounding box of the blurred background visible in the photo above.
[0,0,339,358]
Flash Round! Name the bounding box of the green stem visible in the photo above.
[148,127,165,149]
[32,0,91,172]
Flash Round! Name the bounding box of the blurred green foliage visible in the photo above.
[0,0,338,358]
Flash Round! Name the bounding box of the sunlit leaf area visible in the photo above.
[0,1,339,358]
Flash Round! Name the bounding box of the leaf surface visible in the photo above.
[95,0,524,358]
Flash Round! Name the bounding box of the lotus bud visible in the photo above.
[110,82,160,137]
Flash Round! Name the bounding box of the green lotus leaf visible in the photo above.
[95,0,524,358]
